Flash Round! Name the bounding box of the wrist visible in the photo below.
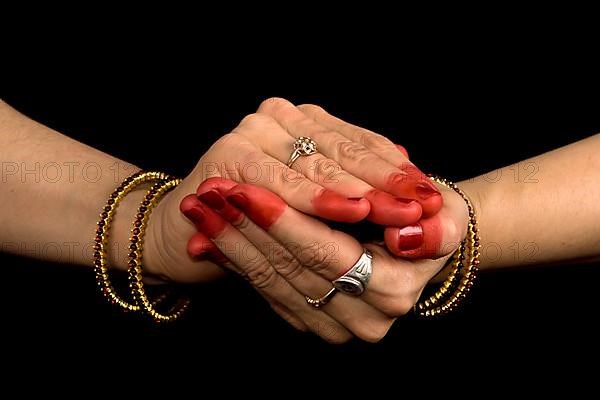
[458,176,501,270]
[106,186,149,272]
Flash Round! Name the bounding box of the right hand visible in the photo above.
[144,98,442,283]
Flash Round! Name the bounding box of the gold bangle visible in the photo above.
[128,178,190,323]
[94,171,174,312]
[415,176,480,317]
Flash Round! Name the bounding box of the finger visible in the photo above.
[235,116,421,226]
[265,295,309,332]
[298,103,410,172]
[187,231,229,264]
[220,181,425,321]
[384,186,468,259]
[269,100,443,217]
[363,243,452,316]
[188,212,308,332]
[199,178,394,341]
[234,112,371,198]
[395,144,409,159]
[223,182,364,280]
[212,133,370,222]
[180,195,353,343]
[223,179,413,320]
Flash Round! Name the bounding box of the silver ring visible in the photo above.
[287,136,318,168]
[332,249,373,296]
[305,287,338,309]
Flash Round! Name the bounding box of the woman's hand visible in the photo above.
[179,177,467,343]
[141,98,443,283]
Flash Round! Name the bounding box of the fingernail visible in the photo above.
[226,193,249,210]
[397,224,423,251]
[190,250,208,260]
[187,234,215,260]
[182,204,205,225]
[416,182,440,199]
[395,197,417,205]
[198,189,226,210]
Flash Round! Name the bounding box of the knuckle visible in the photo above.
[238,112,273,129]
[355,321,393,343]
[241,258,278,289]
[311,158,343,182]
[335,140,371,162]
[361,131,394,149]
[211,133,243,151]
[297,241,334,274]
[257,97,291,114]
[377,270,421,317]
[270,248,305,281]
[297,103,325,115]
[313,322,353,344]
[385,297,416,317]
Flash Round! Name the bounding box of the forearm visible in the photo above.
[0,100,143,269]
[459,134,600,269]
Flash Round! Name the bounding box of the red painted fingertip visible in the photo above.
[384,215,443,258]
[198,189,243,222]
[180,195,227,238]
[312,189,371,223]
[364,189,422,226]
[395,144,409,159]
[225,184,287,230]
[419,189,444,218]
[387,163,443,218]
[187,232,229,264]
[180,193,201,214]
[196,177,238,197]
[180,193,206,226]
[198,189,226,210]
[187,232,212,260]
[416,181,440,199]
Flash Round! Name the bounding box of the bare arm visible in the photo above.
[0,100,143,269]
[460,134,600,269]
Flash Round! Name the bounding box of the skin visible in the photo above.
[182,103,600,342]
[0,98,429,283]
[0,98,446,342]
[2,98,600,343]
[237,98,443,225]
[183,177,462,342]
[459,134,600,268]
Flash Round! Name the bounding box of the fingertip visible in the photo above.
[313,189,371,223]
[224,184,287,230]
[385,216,443,259]
[388,164,444,218]
[199,189,243,222]
[420,192,444,218]
[187,233,229,264]
[196,176,238,196]
[180,193,201,214]
[187,232,212,259]
[395,144,409,159]
[365,190,422,226]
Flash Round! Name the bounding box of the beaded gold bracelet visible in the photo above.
[128,178,190,323]
[94,171,175,312]
[415,176,480,317]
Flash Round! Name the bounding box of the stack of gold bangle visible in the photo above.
[415,176,480,317]
[94,170,189,323]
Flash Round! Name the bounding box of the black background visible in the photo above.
[1,24,599,381]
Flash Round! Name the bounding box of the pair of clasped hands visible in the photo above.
[144,98,468,343]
